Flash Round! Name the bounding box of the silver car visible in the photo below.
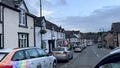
[52,47,73,61]
[74,46,82,52]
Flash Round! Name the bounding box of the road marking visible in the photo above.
[92,47,100,58]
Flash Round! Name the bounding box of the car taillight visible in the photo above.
[0,65,12,68]
[63,51,67,54]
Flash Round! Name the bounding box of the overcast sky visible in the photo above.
[25,0,120,32]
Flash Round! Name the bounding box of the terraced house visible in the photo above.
[35,17,65,53]
[0,0,35,48]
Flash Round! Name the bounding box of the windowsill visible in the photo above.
[19,25,28,28]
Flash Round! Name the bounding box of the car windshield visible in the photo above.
[100,62,120,68]
[0,53,8,62]
[53,48,65,51]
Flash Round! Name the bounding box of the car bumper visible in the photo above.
[54,55,69,60]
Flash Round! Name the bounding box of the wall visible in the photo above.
[118,33,120,47]
[4,8,34,48]
[35,27,41,48]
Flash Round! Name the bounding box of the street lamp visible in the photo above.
[40,0,43,48]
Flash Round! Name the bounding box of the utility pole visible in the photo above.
[40,0,43,48]
[40,0,42,16]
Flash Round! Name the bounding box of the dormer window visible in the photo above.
[19,8,27,27]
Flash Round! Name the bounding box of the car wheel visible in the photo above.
[37,64,41,68]
[53,61,57,68]
[71,56,73,59]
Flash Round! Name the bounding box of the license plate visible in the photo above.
[55,52,61,54]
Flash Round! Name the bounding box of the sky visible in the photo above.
[25,0,120,32]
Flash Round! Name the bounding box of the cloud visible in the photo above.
[57,6,120,32]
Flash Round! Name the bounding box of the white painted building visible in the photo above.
[35,17,65,53]
[0,0,35,48]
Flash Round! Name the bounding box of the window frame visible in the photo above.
[18,33,29,48]
[19,8,27,28]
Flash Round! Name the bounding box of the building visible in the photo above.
[35,17,65,53]
[80,33,98,46]
[111,22,120,47]
[65,31,81,47]
[0,0,35,48]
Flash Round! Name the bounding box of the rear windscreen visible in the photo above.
[53,48,64,51]
[0,53,8,62]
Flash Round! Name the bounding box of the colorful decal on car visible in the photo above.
[12,61,28,68]
[0,49,29,68]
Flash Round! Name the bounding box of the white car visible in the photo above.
[0,47,57,68]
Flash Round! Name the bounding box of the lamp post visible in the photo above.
[40,0,43,48]
[40,0,42,17]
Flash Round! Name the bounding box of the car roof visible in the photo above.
[0,48,13,53]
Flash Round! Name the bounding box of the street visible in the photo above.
[57,45,111,68]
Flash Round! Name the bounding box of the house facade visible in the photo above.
[103,32,114,49]
[0,0,35,48]
[80,33,98,46]
[111,23,120,47]
[65,31,81,46]
[35,17,65,53]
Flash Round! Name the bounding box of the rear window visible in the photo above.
[53,48,65,51]
[0,53,8,62]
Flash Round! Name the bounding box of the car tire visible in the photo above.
[53,61,57,68]
[37,64,41,68]
[71,56,73,59]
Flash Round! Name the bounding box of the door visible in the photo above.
[48,40,55,53]
[25,49,41,68]
[11,50,28,68]
[36,48,52,68]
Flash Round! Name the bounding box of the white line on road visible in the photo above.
[92,47,100,58]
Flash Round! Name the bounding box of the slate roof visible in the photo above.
[111,22,120,33]
[1,0,29,12]
[34,17,44,27]
[35,17,64,32]
[65,31,80,38]
[80,33,98,40]
[45,20,63,32]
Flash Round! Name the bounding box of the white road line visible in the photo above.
[92,47,100,58]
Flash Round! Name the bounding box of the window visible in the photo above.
[12,51,25,61]
[26,49,39,58]
[19,9,27,27]
[18,33,28,48]
[36,49,46,57]
[24,50,30,59]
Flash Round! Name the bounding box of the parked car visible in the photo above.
[73,46,82,52]
[52,47,73,61]
[0,47,57,68]
[95,48,120,68]
[97,43,102,48]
